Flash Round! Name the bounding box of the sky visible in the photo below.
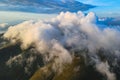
[0,0,120,24]
[0,11,56,25]
[76,0,119,6]
[77,0,120,17]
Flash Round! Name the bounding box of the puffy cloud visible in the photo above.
[3,11,120,78]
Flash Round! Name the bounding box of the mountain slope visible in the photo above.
[1,11,120,80]
[30,56,104,80]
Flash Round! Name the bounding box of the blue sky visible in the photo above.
[0,0,119,17]
[77,0,119,6]
[0,0,120,24]
[77,0,120,17]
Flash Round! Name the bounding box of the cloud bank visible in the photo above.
[0,0,95,13]
[0,23,8,28]
[4,11,120,79]
[0,23,8,33]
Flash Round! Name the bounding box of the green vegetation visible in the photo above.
[52,57,84,80]
[30,57,81,80]
[30,54,104,80]
[0,33,109,80]
[30,63,55,80]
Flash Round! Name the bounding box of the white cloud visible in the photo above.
[96,61,116,80]
[4,11,120,77]
[0,23,8,28]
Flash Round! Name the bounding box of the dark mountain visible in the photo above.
[0,34,44,80]
[0,33,120,80]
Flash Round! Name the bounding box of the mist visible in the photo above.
[3,11,120,80]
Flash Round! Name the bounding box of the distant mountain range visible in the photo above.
[0,0,96,13]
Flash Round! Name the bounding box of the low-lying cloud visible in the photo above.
[4,11,120,79]
[0,23,8,28]
[0,23,8,33]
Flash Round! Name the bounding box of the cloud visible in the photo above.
[96,61,116,80]
[4,11,120,78]
[61,0,74,3]
[0,23,8,28]
[0,23,8,33]
[0,0,95,13]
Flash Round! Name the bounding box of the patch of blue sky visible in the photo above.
[77,0,120,17]
[85,6,120,17]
